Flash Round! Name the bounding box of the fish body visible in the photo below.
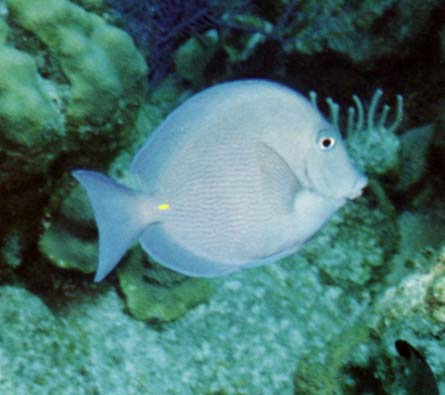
[73,79,367,281]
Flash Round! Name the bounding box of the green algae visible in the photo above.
[39,224,97,273]
[118,249,214,322]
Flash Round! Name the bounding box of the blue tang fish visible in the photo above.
[73,79,367,281]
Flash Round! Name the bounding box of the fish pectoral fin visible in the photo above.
[255,141,302,214]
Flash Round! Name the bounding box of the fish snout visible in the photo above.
[345,175,368,200]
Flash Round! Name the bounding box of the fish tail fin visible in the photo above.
[72,170,158,282]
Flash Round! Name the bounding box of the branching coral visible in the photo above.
[310,89,404,177]
[344,90,403,177]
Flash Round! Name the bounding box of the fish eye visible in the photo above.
[316,129,337,151]
[319,136,336,151]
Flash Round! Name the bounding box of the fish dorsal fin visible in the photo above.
[255,141,302,215]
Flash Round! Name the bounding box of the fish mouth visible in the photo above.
[345,175,368,200]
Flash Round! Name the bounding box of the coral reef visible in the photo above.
[106,0,252,83]
[38,182,97,274]
[0,0,146,276]
[291,108,445,394]
[173,30,219,87]
[0,0,443,394]
[0,45,62,147]
[293,246,445,395]
[289,67,444,392]
[339,89,403,177]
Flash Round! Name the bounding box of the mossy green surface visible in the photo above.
[117,248,214,322]
[39,224,97,273]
